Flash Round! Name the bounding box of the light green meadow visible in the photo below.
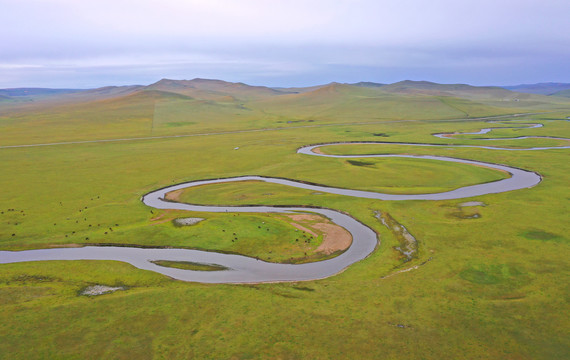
[0,83,569,359]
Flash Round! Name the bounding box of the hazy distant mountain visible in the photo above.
[256,82,379,107]
[79,85,142,96]
[502,83,570,95]
[146,78,290,100]
[272,84,329,94]
[0,88,82,97]
[0,86,144,107]
[1,79,568,116]
[1,78,567,140]
[377,80,522,100]
[276,81,385,93]
[551,89,570,98]
[381,80,498,92]
[350,81,385,88]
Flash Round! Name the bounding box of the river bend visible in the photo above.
[1,121,567,283]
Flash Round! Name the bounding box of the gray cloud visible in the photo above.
[1,0,568,87]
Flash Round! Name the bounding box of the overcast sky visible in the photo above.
[1,0,568,88]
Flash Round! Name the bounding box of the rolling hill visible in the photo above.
[146,78,291,101]
[502,82,570,95]
[551,89,570,97]
[1,78,569,146]
[0,88,82,97]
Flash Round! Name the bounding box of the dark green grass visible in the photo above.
[521,230,564,242]
[150,260,227,271]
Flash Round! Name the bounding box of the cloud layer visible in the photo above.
[1,0,568,87]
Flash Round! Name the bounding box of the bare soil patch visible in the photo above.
[287,214,321,222]
[173,217,204,226]
[283,214,352,255]
[81,285,124,296]
[313,222,352,254]
[165,189,184,202]
[458,201,486,207]
[150,209,177,225]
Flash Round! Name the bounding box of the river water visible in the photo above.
[1,122,567,283]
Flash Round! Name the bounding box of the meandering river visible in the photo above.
[1,121,568,283]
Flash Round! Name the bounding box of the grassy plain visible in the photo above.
[0,81,569,359]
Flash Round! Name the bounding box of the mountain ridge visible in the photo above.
[2,79,569,109]
[502,82,570,95]
[3,79,570,97]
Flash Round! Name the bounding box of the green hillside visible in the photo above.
[2,79,570,147]
[503,82,570,95]
[552,89,570,97]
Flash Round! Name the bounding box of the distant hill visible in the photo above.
[114,89,194,102]
[146,78,291,100]
[551,89,570,98]
[351,82,385,88]
[1,79,568,118]
[0,86,143,108]
[251,81,530,121]
[78,85,142,97]
[0,88,82,97]
[254,82,381,107]
[381,80,498,93]
[272,84,329,94]
[502,83,570,95]
[277,81,384,93]
[1,78,568,146]
[377,80,523,101]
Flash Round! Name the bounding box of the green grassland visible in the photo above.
[0,81,569,359]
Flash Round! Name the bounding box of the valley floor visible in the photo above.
[0,83,568,359]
